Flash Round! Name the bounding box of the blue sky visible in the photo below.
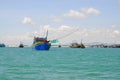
[0,0,120,46]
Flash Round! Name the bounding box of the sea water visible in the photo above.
[0,47,120,80]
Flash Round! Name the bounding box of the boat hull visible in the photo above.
[33,43,51,50]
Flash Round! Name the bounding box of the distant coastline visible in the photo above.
[1,42,120,48]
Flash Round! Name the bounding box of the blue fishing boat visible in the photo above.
[32,30,51,50]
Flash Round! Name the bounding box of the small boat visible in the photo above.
[0,43,5,47]
[32,30,51,50]
[19,43,24,48]
[58,45,61,48]
[70,41,85,48]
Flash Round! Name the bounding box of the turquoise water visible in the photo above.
[0,47,120,80]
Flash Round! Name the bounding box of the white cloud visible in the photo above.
[81,8,100,15]
[113,30,120,34]
[111,25,117,28]
[51,16,63,22]
[63,10,86,19]
[58,25,73,30]
[63,8,100,19]
[22,17,34,24]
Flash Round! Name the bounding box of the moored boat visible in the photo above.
[32,37,51,50]
[32,30,51,50]
[0,43,5,47]
[19,43,24,48]
[70,41,85,48]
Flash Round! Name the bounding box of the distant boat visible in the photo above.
[80,42,85,48]
[70,41,85,48]
[19,43,24,48]
[58,45,61,48]
[32,30,51,50]
[0,43,5,47]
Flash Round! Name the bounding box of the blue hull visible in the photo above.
[34,43,51,50]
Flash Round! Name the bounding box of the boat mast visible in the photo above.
[45,30,48,40]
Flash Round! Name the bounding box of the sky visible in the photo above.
[0,0,120,46]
